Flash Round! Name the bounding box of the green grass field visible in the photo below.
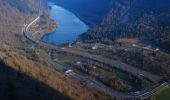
[154,86,170,100]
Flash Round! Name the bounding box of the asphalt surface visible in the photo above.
[23,13,168,98]
[36,40,161,82]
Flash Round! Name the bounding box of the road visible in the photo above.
[38,42,161,82]
[47,52,129,97]
[55,46,161,82]
[23,0,161,82]
[48,52,169,98]
[24,25,161,82]
[23,5,168,98]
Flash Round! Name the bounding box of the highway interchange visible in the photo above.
[23,9,169,99]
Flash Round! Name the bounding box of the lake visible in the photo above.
[42,3,89,44]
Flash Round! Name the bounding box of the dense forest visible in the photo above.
[50,0,170,26]
[78,0,170,52]
[51,0,170,52]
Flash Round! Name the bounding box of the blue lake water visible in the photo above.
[42,3,89,44]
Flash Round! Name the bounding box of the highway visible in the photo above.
[23,5,168,98]
[23,0,161,83]
[52,46,161,82]
[24,22,161,82]
[27,35,161,82]
[47,52,129,97]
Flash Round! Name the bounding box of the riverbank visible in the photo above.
[30,15,57,40]
[27,3,57,40]
[42,3,89,45]
[38,15,57,39]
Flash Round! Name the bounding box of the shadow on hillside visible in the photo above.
[0,61,72,100]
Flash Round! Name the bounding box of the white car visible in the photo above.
[64,69,74,76]
[61,48,66,50]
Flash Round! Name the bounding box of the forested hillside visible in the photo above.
[0,0,110,99]
[49,0,118,26]
[0,0,38,46]
[72,0,170,80]
[50,0,170,26]
[77,0,170,52]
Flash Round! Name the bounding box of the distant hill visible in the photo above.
[3,0,30,12]
[65,0,170,52]
[133,0,170,11]
[49,0,117,26]
[49,0,170,51]
[50,0,170,26]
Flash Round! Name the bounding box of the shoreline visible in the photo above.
[39,3,90,45]
[30,15,57,40]
[50,2,94,27]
